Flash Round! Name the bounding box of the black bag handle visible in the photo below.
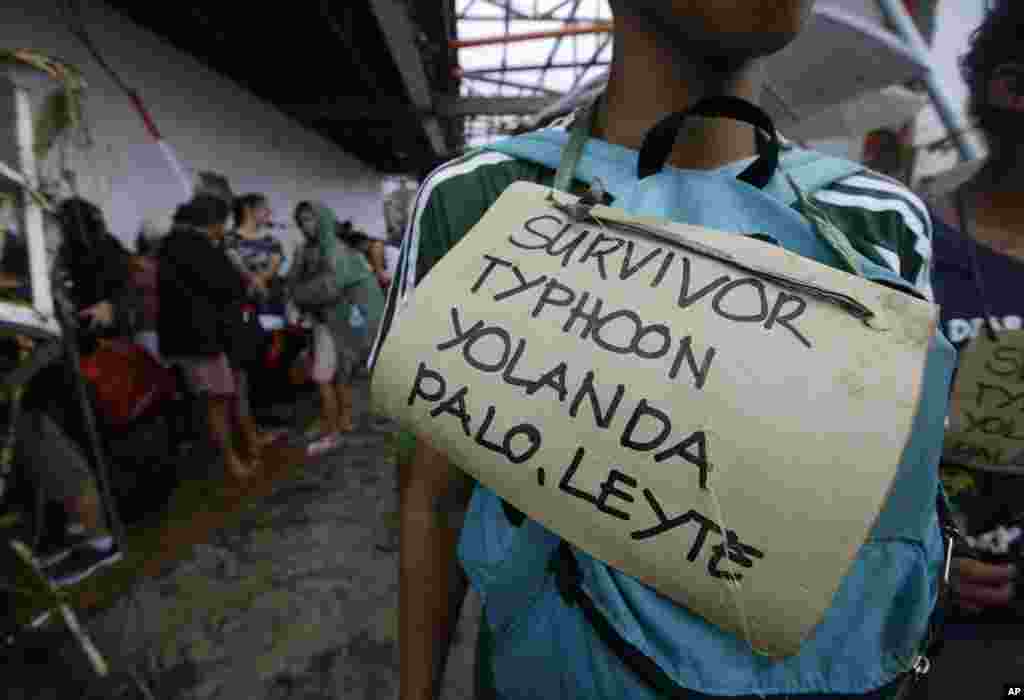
[637,95,780,190]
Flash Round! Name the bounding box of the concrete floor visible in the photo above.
[2,379,480,700]
[4,377,1023,698]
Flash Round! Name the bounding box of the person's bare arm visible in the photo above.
[400,437,475,700]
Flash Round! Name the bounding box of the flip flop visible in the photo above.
[306,432,344,457]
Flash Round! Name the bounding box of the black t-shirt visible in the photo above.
[933,213,1024,350]
[932,206,1024,544]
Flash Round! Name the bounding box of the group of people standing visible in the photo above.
[0,185,391,591]
[154,192,386,477]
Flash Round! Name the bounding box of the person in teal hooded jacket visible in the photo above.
[289,201,383,455]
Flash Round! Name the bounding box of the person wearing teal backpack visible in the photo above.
[370,2,958,698]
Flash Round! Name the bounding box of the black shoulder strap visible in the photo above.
[637,96,780,189]
[550,541,690,697]
[501,499,526,527]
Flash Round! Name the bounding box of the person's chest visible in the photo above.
[931,202,1024,349]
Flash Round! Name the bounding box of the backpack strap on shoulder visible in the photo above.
[776,150,872,278]
[550,541,689,697]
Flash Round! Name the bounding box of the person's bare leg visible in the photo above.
[208,396,251,480]
[335,382,355,433]
[319,382,341,435]
[236,410,265,465]
[233,369,269,461]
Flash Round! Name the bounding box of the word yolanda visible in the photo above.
[439,305,714,393]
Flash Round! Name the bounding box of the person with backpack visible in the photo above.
[918,0,1024,690]
[288,202,384,456]
[340,225,396,291]
[371,2,956,698]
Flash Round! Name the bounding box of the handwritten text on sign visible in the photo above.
[371,182,935,657]
[945,329,1024,472]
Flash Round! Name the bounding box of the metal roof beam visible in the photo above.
[461,74,563,95]
[478,0,529,18]
[368,0,448,157]
[462,60,610,75]
[536,0,583,88]
[538,0,579,18]
[458,15,606,21]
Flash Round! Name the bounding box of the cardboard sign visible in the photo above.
[944,329,1024,473]
[371,181,936,657]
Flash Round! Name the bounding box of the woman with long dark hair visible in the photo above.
[158,195,260,480]
[55,197,136,334]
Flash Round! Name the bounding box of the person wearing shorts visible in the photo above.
[158,195,260,480]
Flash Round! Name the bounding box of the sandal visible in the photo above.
[306,432,344,457]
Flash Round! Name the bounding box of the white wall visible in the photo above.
[0,0,386,260]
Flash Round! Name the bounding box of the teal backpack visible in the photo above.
[453,97,959,698]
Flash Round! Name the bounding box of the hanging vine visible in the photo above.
[0,48,88,163]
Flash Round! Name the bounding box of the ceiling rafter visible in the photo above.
[368,0,449,156]
[454,0,612,143]
[536,0,583,89]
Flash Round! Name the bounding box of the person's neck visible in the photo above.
[237,220,261,239]
[595,16,764,171]
[962,145,1024,233]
